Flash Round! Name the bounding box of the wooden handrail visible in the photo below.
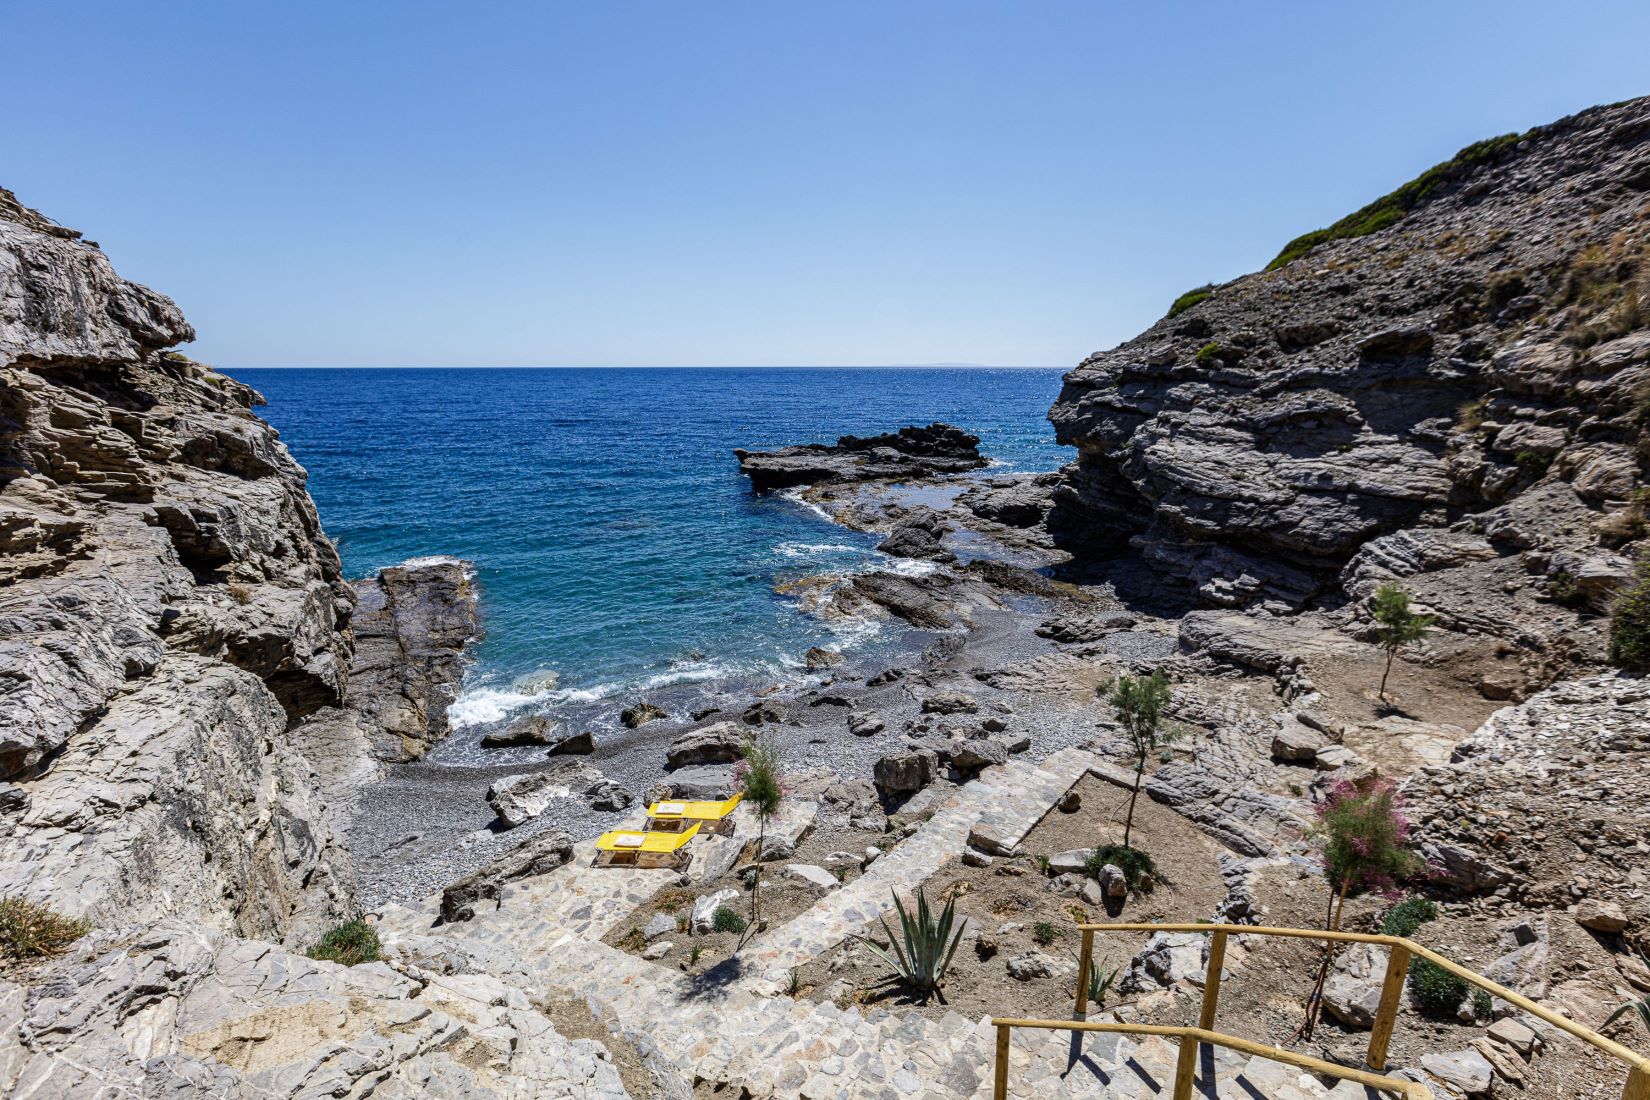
[1070,922,1650,1099]
[989,1018,1432,1099]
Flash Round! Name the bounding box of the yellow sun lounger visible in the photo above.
[645,793,743,835]
[594,821,701,868]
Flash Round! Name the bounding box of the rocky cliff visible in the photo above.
[1047,96,1650,646]
[0,189,473,948]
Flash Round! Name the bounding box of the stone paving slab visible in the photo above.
[734,748,1102,983]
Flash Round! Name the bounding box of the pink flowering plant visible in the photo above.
[1298,777,1423,1038]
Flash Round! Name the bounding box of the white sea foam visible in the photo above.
[776,541,859,558]
[777,488,837,524]
[450,661,748,726]
[448,687,550,728]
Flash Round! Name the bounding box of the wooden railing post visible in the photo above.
[1366,942,1410,1071]
[1624,1064,1650,1100]
[993,1023,1010,1100]
[1172,1032,1198,1100]
[1075,927,1094,1016]
[1199,928,1228,1031]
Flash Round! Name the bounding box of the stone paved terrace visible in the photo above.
[375,749,1413,1098]
[735,747,1103,984]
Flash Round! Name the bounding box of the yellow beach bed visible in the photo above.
[645,793,743,834]
[594,821,701,868]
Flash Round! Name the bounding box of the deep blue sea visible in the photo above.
[234,367,1069,745]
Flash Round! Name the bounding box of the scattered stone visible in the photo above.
[486,760,609,827]
[785,864,839,891]
[1271,719,1327,763]
[1035,611,1137,643]
[873,749,937,798]
[621,702,667,728]
[1575,898,1629,933]
[875,509,956,563]
[1006,951,1058,981]
[967,821,1018,858]
[1048,848,1093,876]
[642,941,672,960]
[691,889,740,934]
[479,715,569,749]
[804,646,844,671]
[666,722,745,768]
[646,764,736,801]
[848,711,885,737]
[1420,1050,1493,1095]
[644,913,676,941]
[975,935,999,960]
[1058,790,1081,813]
[1322,943,1386,1029]
[863,846,882,866]
[962,847,994,868]
[754,835,796,863]
[1120,932,1207,991]
[440,829,574,922]
[1098,864,1128,900]
[1486,1017,1539,1057]
[922,691,979,715]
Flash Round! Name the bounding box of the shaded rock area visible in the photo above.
[734,422,986,491]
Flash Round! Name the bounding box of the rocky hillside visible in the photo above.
[0,188,473,947]
[1047,95,1650,653]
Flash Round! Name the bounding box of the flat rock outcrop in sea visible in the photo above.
[734,421,986,490]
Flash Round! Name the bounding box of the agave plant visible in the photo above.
[1605,948,1650,1038]
[862,887,966,999]
[1073,951,1119,1009]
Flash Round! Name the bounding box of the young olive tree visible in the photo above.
[1372,582,1430,701]
[1103,670,1176,850]
[737,734,785,930]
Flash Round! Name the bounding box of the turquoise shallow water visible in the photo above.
[233,367,1070,733]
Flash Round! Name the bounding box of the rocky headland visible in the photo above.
[3,95,1650,1099]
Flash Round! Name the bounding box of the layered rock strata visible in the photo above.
[734,422,986,490]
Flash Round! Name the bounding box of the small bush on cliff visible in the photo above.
[1266,131,1525,271]
[712,906,748,934]
[0,896,90,961]
[1409,954,1469,1017]
[1609,555,1650,673]
[1194,342,1222,367]
[1167,284,1216,318]
[307,919,381,967]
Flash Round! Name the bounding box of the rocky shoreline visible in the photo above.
[4,93,1650,1099]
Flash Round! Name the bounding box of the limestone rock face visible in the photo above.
[0,189,474,948]
[1046,96,1650,619]
[734,423,986,491]
[0,920,632,1099]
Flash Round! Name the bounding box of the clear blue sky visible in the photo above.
[10,2,1649,368]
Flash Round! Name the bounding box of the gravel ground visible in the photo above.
[349,472,1144,910]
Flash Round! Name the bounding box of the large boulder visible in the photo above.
[873,749,938,798]
[486,759,629,827]
[876,509,956,563]
[646,764,737,801]
[1120,931,1208,992]
[620,701,666,728]
[480,715,567,748]
[666,721,745,768]
[1321,942,1387,1029]
[440,828,575,922]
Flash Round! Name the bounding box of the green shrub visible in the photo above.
[1472,988,1495,1019]
[1266,131,1524,271]
[1514,449,1553,475]
[0,896,91,960]
[1083,844,1159,894]
[1379,896,1438,938]
[712,906,748,934]
[1408,956,1468,1016]
[307,919,380,967]
[1032,921,1058,946]
[1195,342,1222,367]
[1609,555,1650,672]
[1168,284,1216,318]
[1073,951,1119,1008]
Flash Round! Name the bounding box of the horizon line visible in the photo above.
[220,362,1071,371]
